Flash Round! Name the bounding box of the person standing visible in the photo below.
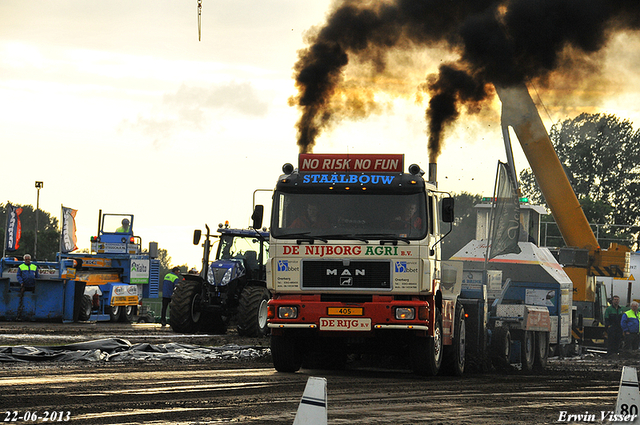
[621,301,640,351]
[16,254,39,320]
[605,295,624,356]
[161,267,181,327]
[17,254,39,293]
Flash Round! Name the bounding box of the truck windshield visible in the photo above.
[271,192,427,240]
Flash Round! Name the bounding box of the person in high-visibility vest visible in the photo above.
[116,218,131,233]
[17,254,39,293]
[161,267,182,327]
[621,301,640,351]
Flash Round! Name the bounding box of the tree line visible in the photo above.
[0,203,190,276]
[0,204,59,260]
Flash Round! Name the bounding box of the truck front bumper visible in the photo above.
[267,295,432,333]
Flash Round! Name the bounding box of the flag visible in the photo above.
[5,204,22,252]
[488,161,522,260]
[61,207,78,253]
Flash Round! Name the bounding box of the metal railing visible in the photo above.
[541,222,640,251]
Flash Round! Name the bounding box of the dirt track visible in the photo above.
[1,322,638,424]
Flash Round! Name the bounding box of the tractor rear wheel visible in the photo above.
[170,281,202,333]
[237,286,271,337]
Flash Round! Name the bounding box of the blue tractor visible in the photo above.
[170,212,270,337]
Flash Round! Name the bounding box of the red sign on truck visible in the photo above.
[299,154,404,173]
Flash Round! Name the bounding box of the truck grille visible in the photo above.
[301,260,391,290]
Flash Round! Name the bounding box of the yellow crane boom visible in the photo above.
[495,83,629,303]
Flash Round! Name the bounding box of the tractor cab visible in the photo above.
[91,212,142,255]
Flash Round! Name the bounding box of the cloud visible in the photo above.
[165,81,269,118]
[120,80,269,147]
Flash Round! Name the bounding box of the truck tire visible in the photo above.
[490,327,511,369]
[170,281,202,333]
[78,295,92,321]
[271,333,302,373]
[411,309,443,376]
[119,305,135,323]
[442,304,466,376]
[534,331,549,371]
[107,305,121,322]
[521,331,535,372]
[237,286,270,337]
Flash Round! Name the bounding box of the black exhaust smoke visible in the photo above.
[292,0,640,158]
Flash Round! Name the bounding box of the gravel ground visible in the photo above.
[1,322,639,424]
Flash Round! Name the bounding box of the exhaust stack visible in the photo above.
[428,163,437,187]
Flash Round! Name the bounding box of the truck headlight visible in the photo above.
[278,306,298,319]
[395,307,415,320]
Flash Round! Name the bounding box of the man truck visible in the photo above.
[263,153,551,375]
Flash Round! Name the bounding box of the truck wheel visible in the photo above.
[521,331,535,372]
[412,309,443,376]
[533,331,549,371]
[237,286,271,337]
[271,333,302,373]
[119,305,135,323]
[107,305,121,322]
[442,304,466,376]
[169,281,202,333]
[490,327,511,369]
[78,295,92,321]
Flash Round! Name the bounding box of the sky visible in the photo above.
[2,1,640,267]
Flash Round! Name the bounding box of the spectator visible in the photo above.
[621,301,640,351]
[161,267,182,327]
[605,295,624,355]
[17,254,39,293]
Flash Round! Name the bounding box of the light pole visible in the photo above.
[35,181,43,259]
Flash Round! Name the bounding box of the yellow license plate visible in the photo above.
[111,296,138,306]
[327,307,363,316]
